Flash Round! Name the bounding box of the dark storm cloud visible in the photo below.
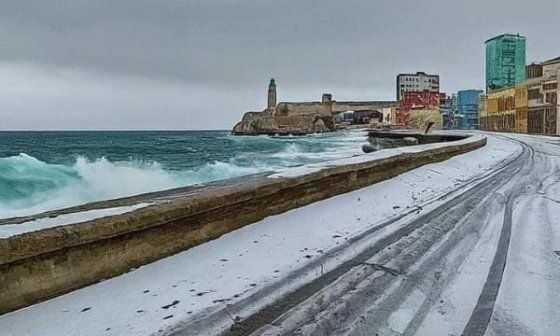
[0,0,558,129]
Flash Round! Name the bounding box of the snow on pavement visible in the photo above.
[0,203,152,239]
[487,191,560,335]
[414,132,560,336]
[0,135,521,336]
[415,207,505,335]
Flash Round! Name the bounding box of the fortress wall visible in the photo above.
[0,134,485,314]
[332,101,396,113]
[241,111,263,122]
[274,102,332,117]
[272,101,398,117]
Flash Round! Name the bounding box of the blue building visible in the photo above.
[439,95,454,129]
[457,89,484,129]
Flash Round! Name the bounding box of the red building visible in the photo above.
[396,90,445,126]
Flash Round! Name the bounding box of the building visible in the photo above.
[457,89,484,129]
[543,56,560,81]
[396,72,439,101]
[525,63,544,134]
[390,106,398,125]
[526,63,543,79]
[526,57,560,134]
[451,93,459,112]
[480,87,516,132]
[514,84,528,133]
[480,56,560,135]
[353,110,383,124]
[438,90,483,130]
[478,92,486,130]
[485,33,526,92]
[380,107,392,124]
[396,90,443,129]
[440,95,454,129]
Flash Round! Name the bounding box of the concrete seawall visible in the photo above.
[0,134,486,314]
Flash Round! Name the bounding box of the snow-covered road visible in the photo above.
[2,133,559,336]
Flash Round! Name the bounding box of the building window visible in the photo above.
[543,82,558,91]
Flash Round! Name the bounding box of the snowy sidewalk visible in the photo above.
[0,135,521,336]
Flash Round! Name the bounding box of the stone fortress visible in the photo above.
[232,79,395,135]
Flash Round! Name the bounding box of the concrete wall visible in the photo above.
[0,135,485,314]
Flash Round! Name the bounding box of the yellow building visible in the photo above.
[481,87,516,132]
[514,84,528,133]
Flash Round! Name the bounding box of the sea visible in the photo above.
[0,130,369,219]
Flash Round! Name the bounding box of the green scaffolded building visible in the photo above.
[485,34,526,92]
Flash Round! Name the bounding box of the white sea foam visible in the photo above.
[0,155,280,219]
[0,155,180,218]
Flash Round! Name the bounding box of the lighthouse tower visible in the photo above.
[267,78,277,114]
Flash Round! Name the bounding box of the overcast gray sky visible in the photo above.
[0,0,558,130]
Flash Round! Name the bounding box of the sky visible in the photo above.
[0,0,558,130]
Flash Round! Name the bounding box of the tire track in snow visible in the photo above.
[461,140,535,336]
[459,193,515,336]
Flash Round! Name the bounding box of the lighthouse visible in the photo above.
[267,78,277,113]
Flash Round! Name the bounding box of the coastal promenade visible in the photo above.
[1,132,560,335]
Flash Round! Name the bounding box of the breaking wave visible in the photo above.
[0,154,273,218]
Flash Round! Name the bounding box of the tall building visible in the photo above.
[396,72,439,101]
[457,89,484,129]
[485,33,526,92]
